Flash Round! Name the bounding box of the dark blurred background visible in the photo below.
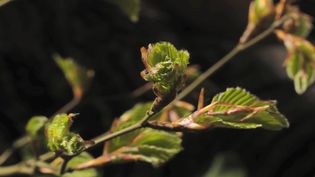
[0,0,315,176]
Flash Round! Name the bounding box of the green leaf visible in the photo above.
[141,42,190,97]
[46,114,85,155]
[107,0,141,22]
[77,102,192,168]
[106,103,152,152]
[26,116,48,138]
[62,152,101,177]
[109,129,182,167]
[193,87,289,130]
[276,30,315,94]
[54,54,94,99]
[105,102,185,167]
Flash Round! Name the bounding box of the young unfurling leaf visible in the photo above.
[240,0,275,43]
[54,54,94,99]
[282,6,313,38]
[26,116,48,138]
[276,30,315,94]
[140,42,190,111]
[141,42,190,97]
[46,114,85,155]
[148,88,289,131]
[75,102,193,169]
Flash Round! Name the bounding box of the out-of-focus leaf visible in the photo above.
[62,152,101,177]
[107,0,141,22]
[275,0,286,19]
[240,0,275,43]
[282,5,313,38]
[54,54,94,99]
[76,102,193,169]
[276,30,315,94]
[251,0,274,24]
[203,153,247,177]
[0,0,10,6]
[46,114,85,155]
[141,42,190,98]
[26,116,48,138]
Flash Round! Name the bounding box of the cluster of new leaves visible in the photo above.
[75,102,194,169]
[141,42,190,98]
[0,0,302,176]
[241,0,314,94]
[276,31,315,94]
[275,4,314,94]
[46,114,85,156]
[148,88,289,131]
[25,117,100,177]
[140,42,190,112]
